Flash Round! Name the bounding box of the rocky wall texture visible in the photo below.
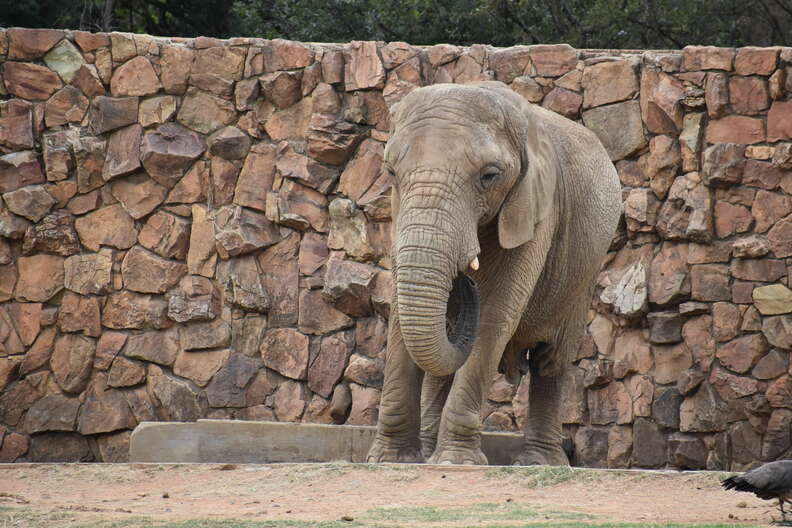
[0,28,791,469]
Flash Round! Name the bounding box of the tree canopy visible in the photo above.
[2,0,791,48]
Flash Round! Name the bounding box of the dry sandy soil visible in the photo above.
[0,463,780,527]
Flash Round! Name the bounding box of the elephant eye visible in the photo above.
[480,168,501,188]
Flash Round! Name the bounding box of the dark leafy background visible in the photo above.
[1,0,791,48]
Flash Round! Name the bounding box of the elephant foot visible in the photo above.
[420,442,436,461]
[428,446,488,465]
[366,437,424,463]
[513,445,569,467]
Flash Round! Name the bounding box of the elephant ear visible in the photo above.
[497,106,558,249]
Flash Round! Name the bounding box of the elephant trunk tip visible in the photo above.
[447,273,480,351]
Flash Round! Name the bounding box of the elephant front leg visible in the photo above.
[419,374,453,459]
[429,227,554,465]
[513,347,570,466]
[367,314,425,463]
[426,339,499,465]
[428,310,519,465]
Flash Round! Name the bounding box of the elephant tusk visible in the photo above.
[469,257,479,271]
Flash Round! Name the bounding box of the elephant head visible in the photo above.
[385,82,558,377]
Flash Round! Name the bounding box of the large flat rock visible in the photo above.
[129,420,523,465]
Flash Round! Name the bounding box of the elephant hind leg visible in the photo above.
[499,339,530,386]
[513,351,570,466]
[367,313,425,463]
[513,317,584,467]
[420,374,454,460]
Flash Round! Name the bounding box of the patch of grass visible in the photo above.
[0,507,364,528]
[464,521,756,528]
[355,464,421,482]
[281,462,354,483]
[125,521,362,528]
[681,471,734,489]
[364,500,746,528]
[358,463,419,472]
[484,465,597,488]
[0,507,757,528]
[450,524,750,528]
[365,501,594,523]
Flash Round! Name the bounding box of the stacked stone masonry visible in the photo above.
[0,28,791,469]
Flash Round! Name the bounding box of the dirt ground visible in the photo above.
[0,463,780,527]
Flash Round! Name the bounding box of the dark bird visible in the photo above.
[723,460,792,524]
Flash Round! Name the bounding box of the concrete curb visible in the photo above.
[129,420,523,465]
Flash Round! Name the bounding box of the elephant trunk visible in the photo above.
[395,222,480,377]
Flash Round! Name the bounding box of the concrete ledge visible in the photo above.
[129,420,523,465]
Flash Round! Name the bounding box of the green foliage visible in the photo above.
[0,0,232,37]
[229,0,499,45]
[229,0,791,47]
[0,0,86,30]
[115,0,234,38]
[3,0,792,46]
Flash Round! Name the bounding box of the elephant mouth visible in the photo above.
[445,274,481,356]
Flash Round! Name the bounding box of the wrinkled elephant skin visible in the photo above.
[367,82,622,466]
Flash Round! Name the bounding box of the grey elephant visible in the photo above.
[366,82,622,466]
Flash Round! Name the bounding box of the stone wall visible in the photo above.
[0,28,790,469]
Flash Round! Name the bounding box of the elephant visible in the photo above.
[366,81,622,466]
